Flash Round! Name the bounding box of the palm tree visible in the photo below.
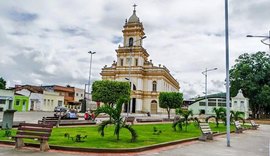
[95,97,137,142]
[205,107,226,127]
[173,109,193,131]
[230,111,245,124]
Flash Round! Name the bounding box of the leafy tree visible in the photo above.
[230,111,245,124]
[205,107,226,127]
[0,77,6,89]
[159,92,183,119]
[173,109,193,131]
[95,97,137,142]
[230,51,270,118]
[92,80,130,107]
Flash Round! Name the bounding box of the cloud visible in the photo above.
[0,0,269,99]
[7,9,38,22]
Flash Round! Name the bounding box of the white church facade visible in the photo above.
[100,6,180,114]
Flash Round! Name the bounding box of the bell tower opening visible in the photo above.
[129,37,134,46]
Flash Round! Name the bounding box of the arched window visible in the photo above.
[152,81,157,92]
[129,37,134,47]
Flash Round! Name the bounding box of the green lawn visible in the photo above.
[0,123,240,148]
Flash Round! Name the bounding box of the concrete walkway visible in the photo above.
[0,125,269,156]
[141,124,270,156]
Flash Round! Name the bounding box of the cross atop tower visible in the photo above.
[133,4,137,11]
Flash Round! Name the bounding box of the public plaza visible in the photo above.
[0,112,269,156]
[1,1,270,156]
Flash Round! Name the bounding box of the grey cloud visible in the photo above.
[60,26,91,38]
[98,56,115,63]
[9,31,28,36]
[7,9,38,22]
[112,36,122,44]
[211,80,225,89]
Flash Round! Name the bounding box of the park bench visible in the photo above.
[250,120,260,130]
[136,118,163,122]
[234,121,243,133]
[198,122,213,141]
[124,116,135,125]
[14,123,53,151]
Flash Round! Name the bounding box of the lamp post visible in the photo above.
[127,36,146,116]
[87,51,96,100]
[247,30,270,52]
[202,68,217,115]
[225,0,231,147]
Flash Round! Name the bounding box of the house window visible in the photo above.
[129,37,134,46]
[120,59,124,66]
[152,81,157,92]
[16,100,20,106]
[135,58,138,66]
[76,93,79,96]
[44,99,46,105]
[51,100,54,105]
[199,102,206,106]
[68,93,73,97]
[58,100,63,106]
[0,99,5,104]
[81,94,83,97]
[22,100,26,106]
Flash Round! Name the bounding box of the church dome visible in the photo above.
[128,10,140,23]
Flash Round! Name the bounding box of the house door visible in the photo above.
[30,100,34,111]
[8,100,13,109]
[22,100,26,111]
[150,100,157,114]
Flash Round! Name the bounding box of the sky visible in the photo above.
[0,0,269,99]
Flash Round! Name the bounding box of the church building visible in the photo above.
[100,5,180,114]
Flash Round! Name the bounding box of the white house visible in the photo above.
[0,89,14,111]
[16,89,43,111]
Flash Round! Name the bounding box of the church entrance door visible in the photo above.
[150,100,157,114]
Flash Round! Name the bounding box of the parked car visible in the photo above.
[54,106,67,112]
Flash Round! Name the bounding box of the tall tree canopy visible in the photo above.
[230,51,270,118]
[159,92,183,119]
[92,80,130,106]
[0,77,6,89]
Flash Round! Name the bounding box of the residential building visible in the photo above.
[15,85,64,111]
[13,93,29,112]
[15,85,43,111]
[100,6,180,114]
[42,91,64,111]
[0,89,14,111]
[42,85,83,111]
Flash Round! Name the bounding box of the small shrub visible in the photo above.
[153,127,162,135]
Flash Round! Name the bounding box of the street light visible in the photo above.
[202,67,217,115]
[87,51,96,100]
[127,36,146,116]
[247,30,270,52]
[225,0,231,147]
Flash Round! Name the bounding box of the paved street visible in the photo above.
[0,112,269,156]
[0,112,55,123]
